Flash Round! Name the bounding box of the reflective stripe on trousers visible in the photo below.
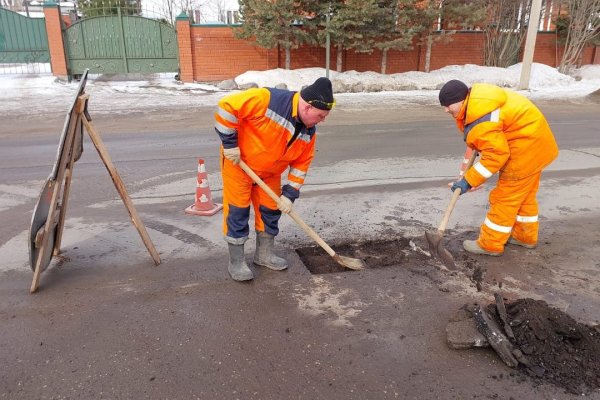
[221,154,282,243]
[478,172,541,252]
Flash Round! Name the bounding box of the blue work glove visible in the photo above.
[451,178,472,195]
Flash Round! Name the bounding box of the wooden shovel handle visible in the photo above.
[438,150,479,233]
[238,160,337,258]
[438,189,462,232]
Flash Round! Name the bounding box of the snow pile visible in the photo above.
[570,64,600,81]
[235,63,578,93]
[0,62,599,114]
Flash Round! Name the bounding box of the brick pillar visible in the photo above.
[176,13,194,83]
[43,2,68,79]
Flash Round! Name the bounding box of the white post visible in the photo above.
[518,0,544,90]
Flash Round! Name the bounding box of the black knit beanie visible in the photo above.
[439,80,469,107]
[300,77,335,110]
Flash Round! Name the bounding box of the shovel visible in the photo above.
[425,150,478,269]
[238,160,366,270]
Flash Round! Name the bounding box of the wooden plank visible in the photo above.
[80,102,161,266]
[53,113,82,256]
[30,101,82,293]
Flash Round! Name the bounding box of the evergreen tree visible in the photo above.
[301,0,343,70]
[235,0,313,70]
[375,0,419,74]
[304,0,388,72]
[78,0,140,17]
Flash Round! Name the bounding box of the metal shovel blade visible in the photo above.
[424,230,456,270]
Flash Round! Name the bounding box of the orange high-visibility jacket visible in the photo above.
[455,84,558,187]
[215,88,316,199]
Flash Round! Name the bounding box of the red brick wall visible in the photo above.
[190,26,278,81]
[187,26,598,82]
[284,44,327,70]
[533,32,561,66]
[424,32,485,71]
[533,32,596,66]
[43,5,68,77]
[43,8,596,80]
[61,14,72,27]
[177,17,194,82]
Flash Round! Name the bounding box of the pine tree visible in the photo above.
[78,0,140,17]
[235,0,313,69]
[305,0,387,72]
[375,0,419,74]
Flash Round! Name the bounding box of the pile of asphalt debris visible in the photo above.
[447,296,600,395]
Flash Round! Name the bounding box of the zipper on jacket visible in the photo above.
[286,120,304,149]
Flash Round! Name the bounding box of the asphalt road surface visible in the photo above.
[1,97,599,399]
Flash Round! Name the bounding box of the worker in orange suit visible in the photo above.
[215,77,334,281]
[439,80,559,256]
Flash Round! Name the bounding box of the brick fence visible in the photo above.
[42,9,598,82]
[179,22,597,82]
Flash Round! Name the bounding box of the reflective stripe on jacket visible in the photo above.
[455,84,559,187]
[215,87,316,198]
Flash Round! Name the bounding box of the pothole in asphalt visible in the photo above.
[296,237,430,274]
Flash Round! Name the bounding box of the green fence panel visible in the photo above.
[64,10,178,75]
[0,8,50,63]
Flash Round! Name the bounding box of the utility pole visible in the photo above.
[518,0,543,90]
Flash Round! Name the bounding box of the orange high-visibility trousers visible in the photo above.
[221,155,282,245]
[478,172,541,253]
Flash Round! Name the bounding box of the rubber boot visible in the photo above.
[508,237,537,249]
[463,240,503,257]
[228,243,253,281]
[253,232,288,271]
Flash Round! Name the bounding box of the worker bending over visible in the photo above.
[215,77,334,280]
[440,79,558,256]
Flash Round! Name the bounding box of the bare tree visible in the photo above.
[411,0,486,72]
[484,0,532,67]
[154,0,207,25]
[2,0,24,12]
[557,0,600,73]
[200,0,228,23]
[179,0,205,22]
[157,0,178,25]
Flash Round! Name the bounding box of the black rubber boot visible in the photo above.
[253,232,288,271]
[228,243,253,281]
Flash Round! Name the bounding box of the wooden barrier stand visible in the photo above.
[29,70,160,293]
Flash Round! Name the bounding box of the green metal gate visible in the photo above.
[0,8,49,64]
[64,9,178,76]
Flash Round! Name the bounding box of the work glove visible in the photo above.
[451,178,472,195]
[223,147,241,165]
[278,195,293,214]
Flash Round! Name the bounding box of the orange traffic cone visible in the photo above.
[448,147,482,192]
[185,159,223,216]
